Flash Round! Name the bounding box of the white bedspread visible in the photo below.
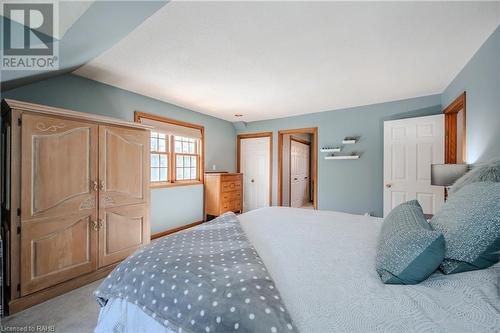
[239,207,500,333]
[95,207,500,333]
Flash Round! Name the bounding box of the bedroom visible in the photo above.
[0,1,499,332]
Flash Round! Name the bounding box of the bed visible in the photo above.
[94,207,500,333]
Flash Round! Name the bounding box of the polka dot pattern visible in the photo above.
[95,212,296,332]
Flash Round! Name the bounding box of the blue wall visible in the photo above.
[2,24,498,222]
[1,74,236,233]
[441,25,500,163]
[237,95,442,217]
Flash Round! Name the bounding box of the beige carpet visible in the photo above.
[1,280,102,333]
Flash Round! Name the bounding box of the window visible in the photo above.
[175,136,199,181]
[150,132,168,182]
[135,112,204,187]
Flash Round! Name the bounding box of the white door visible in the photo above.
[384,115,444,217]
[290,140,310,208]
[240,137,271,212]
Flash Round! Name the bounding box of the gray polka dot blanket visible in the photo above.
[95,212,297,333]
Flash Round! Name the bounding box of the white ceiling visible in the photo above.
[74,1,500,122]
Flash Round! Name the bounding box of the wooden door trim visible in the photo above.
[443,92,466,163]
[290,136,311,145]
[236,132,273,206]
[278,128,318,209]
[290,138,312,206]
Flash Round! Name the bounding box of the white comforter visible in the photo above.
[240,207,500,333]
[95,207,500,333]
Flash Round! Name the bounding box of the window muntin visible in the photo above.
[174,136,199,181]
[148,133,202,185]
[136,112,204,188]
[150,132,169,182]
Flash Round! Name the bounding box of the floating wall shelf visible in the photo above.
[320,147,341,153]
[325,155,360,160]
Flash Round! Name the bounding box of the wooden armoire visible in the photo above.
[1,99,151,313]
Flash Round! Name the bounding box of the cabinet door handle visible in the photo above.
[91,180,98,192]
[91,220,103,231]
[99,180,105,191]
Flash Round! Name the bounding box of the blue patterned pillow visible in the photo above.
[449,160,500,195]
[376,200,445,284]
[430,182,500,274]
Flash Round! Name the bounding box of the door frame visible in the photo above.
[236,132,273,206]
[289,137,311,207]
[278,127,318,209]
[443,92,466,164]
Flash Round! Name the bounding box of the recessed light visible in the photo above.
[234,114,243,118]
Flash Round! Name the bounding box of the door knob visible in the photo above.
[293,178,298,181]
[250,179,255,183]
[385,183,392,188]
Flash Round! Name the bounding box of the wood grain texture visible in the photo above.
[204,173,243,219]
[5,99,151,130]
[99,204,149,268]
[2,99,151,311]
[99,125,150,268]
[20,114,99,296]
[443,92,466,164]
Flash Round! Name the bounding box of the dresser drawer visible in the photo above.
[221,200,242,213]
[221,175,242,183]
[222,181,242,192]
[205,173,243,218]
[222,191,241,203]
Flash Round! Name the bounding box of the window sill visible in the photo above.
[150,180,203,189]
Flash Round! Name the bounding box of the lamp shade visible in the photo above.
[431,164,468,186]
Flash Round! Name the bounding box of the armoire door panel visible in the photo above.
[21,114,98,220]
[99,204,150,268]
[20,213,98,296]
[99,126,149,208]
[3,99,151,310]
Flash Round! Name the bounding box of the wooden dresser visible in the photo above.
[204,173,243,219]
[1,99,151,313]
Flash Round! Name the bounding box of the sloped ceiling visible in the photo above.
[75,1,500,122]
[1,1,167,91]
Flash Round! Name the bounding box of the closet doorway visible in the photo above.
[237,132,272,212]
[278,128,318,209]
[290,138,311,208]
